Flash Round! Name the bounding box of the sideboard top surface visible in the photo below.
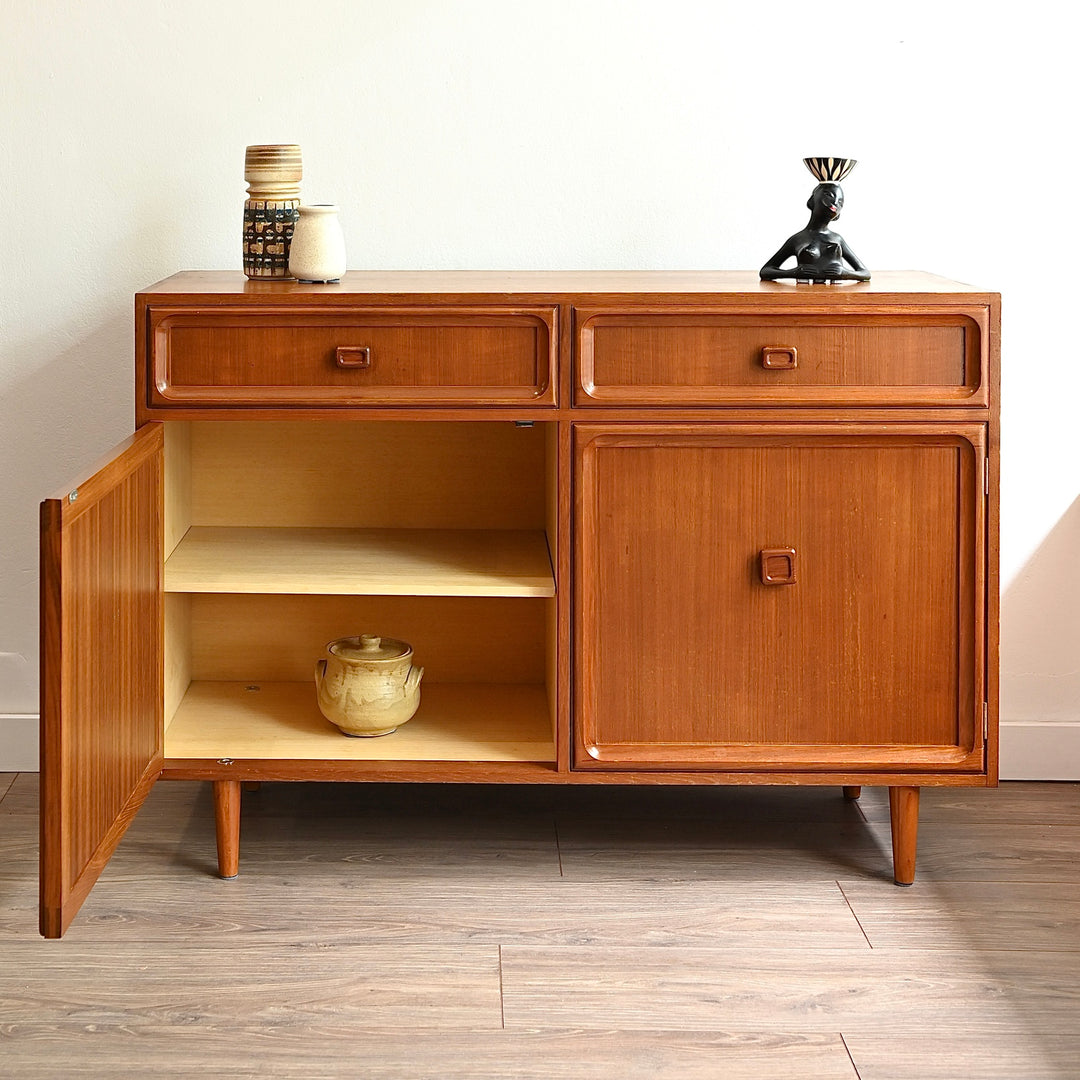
[139,270,997,304]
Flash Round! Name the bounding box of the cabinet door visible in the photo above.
[39,424,164,937]
[574,425,986,773]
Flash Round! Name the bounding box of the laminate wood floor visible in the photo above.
[1,775,1077,1078]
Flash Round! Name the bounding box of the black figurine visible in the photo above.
[760,157,870,284]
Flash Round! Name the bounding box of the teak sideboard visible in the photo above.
[39,270,1000,938]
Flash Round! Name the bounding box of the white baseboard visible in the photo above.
[0,715,39,772]
[3,714,1077,780]
[1000,720,1080,780]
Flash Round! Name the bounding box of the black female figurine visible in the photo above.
[760,157,870,283]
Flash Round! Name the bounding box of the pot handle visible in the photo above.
[314,657,327,685]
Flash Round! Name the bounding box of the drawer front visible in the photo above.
[576,311,987,406]
[149,307,557,406]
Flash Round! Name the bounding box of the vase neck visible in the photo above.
[246,179,301,201]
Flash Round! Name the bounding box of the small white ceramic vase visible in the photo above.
[288,204,347,282]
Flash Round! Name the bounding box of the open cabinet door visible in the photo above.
[39,423,164,938]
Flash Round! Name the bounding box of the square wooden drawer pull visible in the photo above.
[761,345,798,369]
[760,547,797,585]
[335,346,372,369]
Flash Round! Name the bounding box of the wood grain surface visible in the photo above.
[859,817,1080,882]
[841,1033,1080,1080]
[1,939,501,1027]
[575,426,983,771]
[0,1029,859,1080]
[853,781,1079,824]
[150,306,557,407]
[138,268,993,296]
[836,880,1080,951]
[2,776,1076,1077]
[164,526,555,596]
[578,310,985,406]
[212,778,240,878]
[186,419,548,530]
[499,945,1080,1032]
[164,682,555,763]
[554,816,892,882]
[182,593,547,683]
[38,425,165,937]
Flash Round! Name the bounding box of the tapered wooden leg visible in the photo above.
[213,780,241,879]
[842,786,862,800]
[889,785,920,886]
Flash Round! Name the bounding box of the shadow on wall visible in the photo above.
[1001,494,1080,779]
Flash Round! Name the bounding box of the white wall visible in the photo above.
[2,0,1076,775]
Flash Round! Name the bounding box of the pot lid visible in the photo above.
[328,634,412,662]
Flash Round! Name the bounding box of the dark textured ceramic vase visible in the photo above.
[243,144,302,280]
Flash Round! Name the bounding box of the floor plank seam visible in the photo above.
[498,944,505,1029]
[840,1032,863,1079]
[0,772,18,806]
[835,881,873,949]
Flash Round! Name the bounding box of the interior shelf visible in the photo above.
[164,681,556,762]
[164,526,556,597]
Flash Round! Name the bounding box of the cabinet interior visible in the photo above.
[163,420,558,763]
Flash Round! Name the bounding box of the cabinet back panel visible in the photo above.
[164,593,191,726]
[188,421,547,529]
[188,594,545,683]
[163,422,191,559]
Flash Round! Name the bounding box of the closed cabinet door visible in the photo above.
[574,425,986,773]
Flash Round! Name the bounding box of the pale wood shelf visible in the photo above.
[164,527,555,597]
[164,681,555,762]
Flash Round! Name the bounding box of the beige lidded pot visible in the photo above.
[315,635,424,737]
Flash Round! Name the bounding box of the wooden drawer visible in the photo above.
[148,307,557,407]
[576,310,987,406]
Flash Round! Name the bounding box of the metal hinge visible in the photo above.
[514,421,534,429]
